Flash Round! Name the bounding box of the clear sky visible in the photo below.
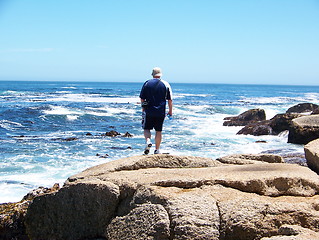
[0,0,318,85]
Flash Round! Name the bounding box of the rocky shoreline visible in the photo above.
[1,150,319,240]
[2,103,319,240]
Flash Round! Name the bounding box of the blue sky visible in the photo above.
[0,0,318,85]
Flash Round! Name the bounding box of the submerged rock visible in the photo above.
[122,132,133,137]
[103,130,121,137]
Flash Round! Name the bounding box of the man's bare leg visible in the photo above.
[155,131,162,153]
[144,129,152,154]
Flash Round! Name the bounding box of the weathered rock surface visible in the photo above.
[288,115,319,144]
[237,120,273,135]
[286,103,319,114]
[223,108,266,126]
[305,138,319,175]
[19,154,319,240]
[25,181,120,240]
[261,225,319,240]
[107,203,170,240]
[0,184,60,240]
[217,154,284,165]
[268,113,302,134]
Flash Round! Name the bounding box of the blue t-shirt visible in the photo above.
[139,78,172,117]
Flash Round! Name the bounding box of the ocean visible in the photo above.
[1,81,319,203]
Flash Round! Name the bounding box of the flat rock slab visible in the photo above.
[68,155,319,197]
[24,155,319,240]
[293,115,319,127]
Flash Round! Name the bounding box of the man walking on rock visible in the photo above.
[140,67,173,154]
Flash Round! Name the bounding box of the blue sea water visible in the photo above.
[1,81,319,203]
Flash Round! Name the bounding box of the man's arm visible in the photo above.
[140,98,146,112]
[167,99,173,116]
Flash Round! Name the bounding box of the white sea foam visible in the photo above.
[85,106,136,116]
[173,93,212,99]
[61,86,77,89]
[239,93,319,106]
[0,120,24,130]
[67,115,79,121]
[42,105,83,116]
[47,93,140,103]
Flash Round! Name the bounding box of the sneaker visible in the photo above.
[154,149,160,154]
[144,139,152,155]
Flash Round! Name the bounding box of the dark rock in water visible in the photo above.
[103,130,121,137]
[237,113,302,136]
[229,105,317,138]
[286,103,319,114]
[288,115,319,144]
[223,108,266,126]
[12,135,26,138]
[237,121,273,136]
[269,113,302,134]
[312,108,319,115]
[85,132,92,136]
[96,153,109,158]
[122,132,133,137]
[63,137,78,141]
[52,137,79,142]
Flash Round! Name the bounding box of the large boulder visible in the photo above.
[21,154,319,240]
[0,184,59,240]
[223,109,266,126]
[25,181,120,240]
[237,113,302,136]
[107,203,170,240]
[286,103,319,114]
[304,138,319,175]
[237,120,273,136]
[268,113,302,134]
[288,115,319,144]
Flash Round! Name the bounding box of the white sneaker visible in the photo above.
[154,149,160,154]
[144,139,152,155]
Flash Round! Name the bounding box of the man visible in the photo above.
[139,67,173,154]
